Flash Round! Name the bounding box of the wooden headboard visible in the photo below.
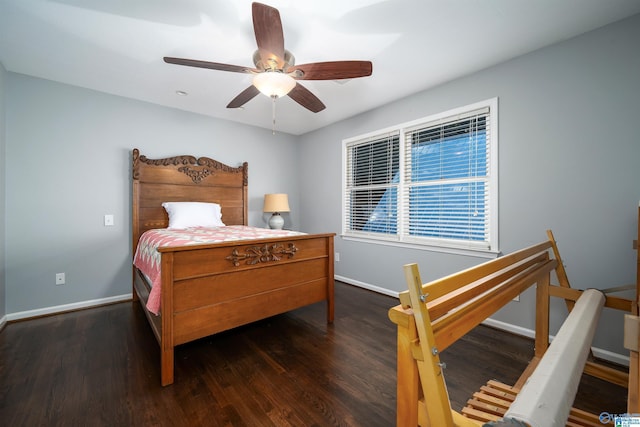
[131,148,248,251]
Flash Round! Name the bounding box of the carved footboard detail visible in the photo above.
[226,242,298,266]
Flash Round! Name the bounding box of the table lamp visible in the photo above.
[263,193,290,229]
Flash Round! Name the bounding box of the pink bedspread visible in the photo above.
[133,226,305,314]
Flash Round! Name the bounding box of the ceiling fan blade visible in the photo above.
[288,61,373,80]
[164,57,257,74]
[287,83,326,113]
[252,2,286,69]
[227,85,261,108]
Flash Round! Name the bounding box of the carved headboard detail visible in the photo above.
[133,150,248,185]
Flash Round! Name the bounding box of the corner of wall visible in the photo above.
[0,61,7,321]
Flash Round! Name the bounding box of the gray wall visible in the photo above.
[298,14,640,357]
[0,62,6,322]
[4,74,299,315]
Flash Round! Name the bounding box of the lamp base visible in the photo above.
[268,212,284,229]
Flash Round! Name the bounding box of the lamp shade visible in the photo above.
[253,72,296,98]
[263,193,290,213]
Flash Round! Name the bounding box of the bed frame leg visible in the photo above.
[327,237,335,324]
[327,278,335,324]
[131,270,139,302]
[161,348,174,386]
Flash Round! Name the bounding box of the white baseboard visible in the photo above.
[335,275,400,298]
[482,317,537,340]
[336,276,630,367]
[478,317,630,367]
[590,347,631,367]
[6,294,132,322]
[0,314,7,331]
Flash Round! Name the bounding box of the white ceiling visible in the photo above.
[1,0,639,135]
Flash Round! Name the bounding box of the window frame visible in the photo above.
[342,98,499,257]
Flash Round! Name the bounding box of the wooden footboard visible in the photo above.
[134,233,335,386]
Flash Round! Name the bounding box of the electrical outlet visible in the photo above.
[335,252,340,262]
[55,273,66,285]
[104,214,114,226]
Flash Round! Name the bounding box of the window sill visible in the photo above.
[341,234,500,259]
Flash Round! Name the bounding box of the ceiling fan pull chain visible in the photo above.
[271,95,277,135]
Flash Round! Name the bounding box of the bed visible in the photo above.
[131,148,335,386]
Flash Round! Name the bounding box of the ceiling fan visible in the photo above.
[164,2,373,113]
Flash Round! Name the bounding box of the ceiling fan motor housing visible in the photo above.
[253,49,295,72]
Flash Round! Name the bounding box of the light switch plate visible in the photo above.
[56,273,65,285]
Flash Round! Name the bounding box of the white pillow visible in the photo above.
[162,202,225,229]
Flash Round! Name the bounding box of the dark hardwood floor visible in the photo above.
[0,282,628,426]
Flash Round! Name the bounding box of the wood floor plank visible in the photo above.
[0,282,628,426]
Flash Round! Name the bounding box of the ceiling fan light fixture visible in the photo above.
[252,71,296,98]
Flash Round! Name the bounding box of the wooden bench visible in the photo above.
[388,217,640,426]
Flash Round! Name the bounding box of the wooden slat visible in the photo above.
[398,241,553,307]
[568,407,610,426]
[478,385,516,402]
[465,397,507,416]
[584,361,629,388]
[470,391,512,409]
[461,405,500,423]
[549,285,633,312]
[486,380,520,394]
[425,241,553,301]
[463,381,608,426]
[427,253,550,322]
[432,260,557,352]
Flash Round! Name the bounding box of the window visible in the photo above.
[343,98,498,254]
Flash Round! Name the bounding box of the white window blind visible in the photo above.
[402,106,491,248]
[345,132,400,236]
[343,98,498,254]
